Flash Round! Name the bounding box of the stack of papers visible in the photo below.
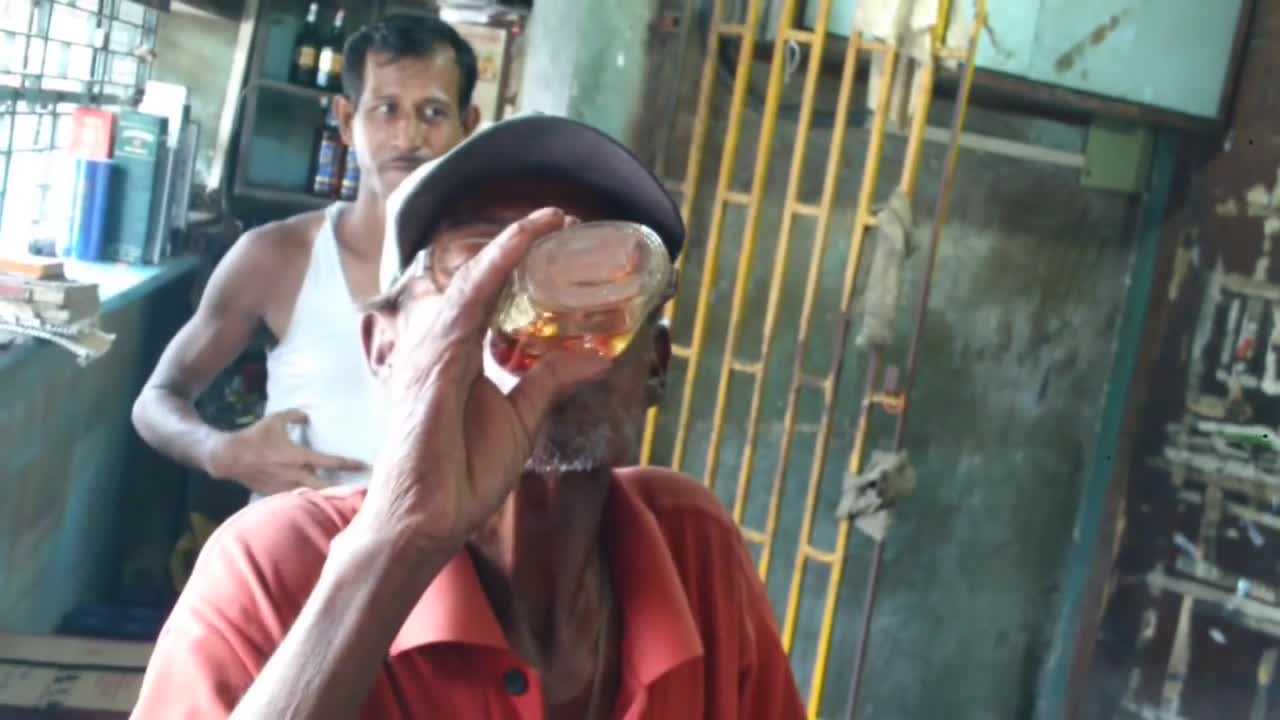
[0,264,116,365]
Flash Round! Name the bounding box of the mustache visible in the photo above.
[378,154,432,171]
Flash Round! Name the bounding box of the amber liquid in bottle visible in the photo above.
[490,297,649,373]
[488,222,669,373]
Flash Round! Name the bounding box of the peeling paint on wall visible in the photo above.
[1169,228,1200,301]
[1053,7,1136,74]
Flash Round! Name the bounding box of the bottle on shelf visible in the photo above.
[339,146,360,200]
[315,8,347,93]
[290,2,321,86]
[311,102,343,197]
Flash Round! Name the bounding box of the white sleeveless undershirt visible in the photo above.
[260,203,382,494]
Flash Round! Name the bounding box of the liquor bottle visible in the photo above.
[315,8,347,93]
[290,3,321,86]
[311,104,342,197]
[339,146,360,200]
[489,222,672,373]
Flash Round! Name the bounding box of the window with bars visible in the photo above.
[0,0,159,255]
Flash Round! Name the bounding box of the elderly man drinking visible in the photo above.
[130,115,805,720]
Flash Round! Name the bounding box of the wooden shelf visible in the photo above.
[252,77,337,103]
[234,185,333,211]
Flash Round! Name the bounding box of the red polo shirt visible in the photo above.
[131,468,805,719]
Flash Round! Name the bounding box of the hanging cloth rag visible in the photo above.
[837,449,917,541]
[856,187,915,350]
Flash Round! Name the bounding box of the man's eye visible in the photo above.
[422,106,450,121]
[375,104,397,116]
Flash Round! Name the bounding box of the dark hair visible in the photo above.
[342,13,478,109]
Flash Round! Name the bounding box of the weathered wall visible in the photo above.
[519,0,668,155]
[1085,2,1280,718]
[0,273,195,633]
[650,84,1139,717]
[526,8,1145,717]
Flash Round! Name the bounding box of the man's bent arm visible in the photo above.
[130,497,452,719]
[230,524,449,720]
[131,228,275,476]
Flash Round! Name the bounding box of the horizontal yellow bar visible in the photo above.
[730,358,762,374]
[782,29,816,43]
[803,544,839,565]
[938,47,968,61]
[740,527,769,545]
[724,189,752,205]
[798,373,830,390]
[671,343,692,359]
[796,422,822,434]
[719,23,747,36]
[792,201,822,217]
[862,39,892,53]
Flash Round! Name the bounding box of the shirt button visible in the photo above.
[503,668,529,696]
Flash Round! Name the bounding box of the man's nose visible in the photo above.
[396,114,430,150]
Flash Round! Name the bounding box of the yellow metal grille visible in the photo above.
[643,0,986,716]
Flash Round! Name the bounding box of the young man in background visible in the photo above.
[133,14,481,496]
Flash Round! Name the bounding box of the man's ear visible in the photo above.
[334,95,356,147]
[462,105,481,135]
[360,310,398,379]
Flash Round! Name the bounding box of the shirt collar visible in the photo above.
[388,473,705,684]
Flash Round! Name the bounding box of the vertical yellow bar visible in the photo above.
[898,59,935,197]
[738,20,864,573]
[705,0,834,520]
[667,0,767,475]
[819,4,986,717]
[641,0,729,464]
[779,41,899,650]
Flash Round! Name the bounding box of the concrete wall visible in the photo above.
[153,6,242,188]
[519,0,659,151]
[523,8,1144,717]
[0,274,196,633]
[653,90,1137,718]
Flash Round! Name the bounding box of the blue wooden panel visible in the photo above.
[974,0,1044,77]
[804,0,1244,119]
[988,0,1245,119]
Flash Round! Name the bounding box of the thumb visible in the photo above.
[508,351,611,437]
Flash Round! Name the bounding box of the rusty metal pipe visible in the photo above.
[844,7,986,717]
[843,507,884,719]
[892,58,978,448]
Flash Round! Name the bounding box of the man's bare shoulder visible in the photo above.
[203,210,329,324]
[231,209,328,266]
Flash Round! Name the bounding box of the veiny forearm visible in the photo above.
[132,386,229,477]
[230,525,451,720]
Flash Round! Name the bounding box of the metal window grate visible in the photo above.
[0,0,158,252]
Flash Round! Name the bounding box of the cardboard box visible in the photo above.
[0,634,153,718]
